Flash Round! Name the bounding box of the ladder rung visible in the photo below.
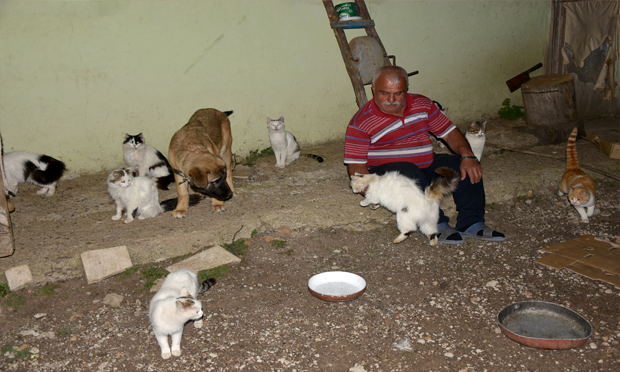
[330,20,375,29]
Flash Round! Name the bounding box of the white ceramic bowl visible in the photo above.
[308,271,366,302]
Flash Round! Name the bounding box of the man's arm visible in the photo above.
[441,129,482,184]
[347,163,369,177]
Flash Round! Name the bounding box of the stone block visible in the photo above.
[5,264,33,291]
[81,246,133,284]
[166,245,241,274]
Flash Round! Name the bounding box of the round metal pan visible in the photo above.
[497,301,592,349]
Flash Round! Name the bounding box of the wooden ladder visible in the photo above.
[323,0,416,108]
[0,144,14,258]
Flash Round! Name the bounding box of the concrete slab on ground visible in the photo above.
[166,245,241,273]
[5,264,32,291]
[81,246,133,284]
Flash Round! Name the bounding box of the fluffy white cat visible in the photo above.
[350,167,459,245]
[267,116,323,168]
[149,269,216,359]
[106,168,163,223]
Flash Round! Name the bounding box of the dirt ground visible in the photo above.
[1,117,620,372]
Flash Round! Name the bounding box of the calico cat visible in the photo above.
[558,127,596,223]
[123,133,175,190]
[107,167,164,223]
[149,269,216,359]
[267,117,323,168]
[465,114,488,162]
[3,151,66,197]
[350,167,459,245]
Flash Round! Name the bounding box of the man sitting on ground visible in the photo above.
[344,65,504,244]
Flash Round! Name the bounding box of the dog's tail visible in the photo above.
[160,194,203,212]
[27,155,66,185]
[198,278,217,294]
[223,110,233,117]
[301,153,324,163]
[425,167,459,202]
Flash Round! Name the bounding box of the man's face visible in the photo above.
[372,75,408,116]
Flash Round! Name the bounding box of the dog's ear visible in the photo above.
[188,168,208,187]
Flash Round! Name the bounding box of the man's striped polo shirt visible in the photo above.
[344,93,456,169]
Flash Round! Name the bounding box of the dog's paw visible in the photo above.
[172,210,187,218]
[275,164,285,169]
[212,205,226,212]
[111,215,121,221]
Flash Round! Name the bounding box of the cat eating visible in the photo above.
[106,167,164,223]
[149,269,216,359]
[123,133,175,190]
[267,116,323,168]
[3,151,66,197]
[350,167,459,245]
[558,127,596,223]
[464,114,488,162]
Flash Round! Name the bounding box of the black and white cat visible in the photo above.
[267,116,323,168]
[123,133,174,190]
[3,151,66,197]
[149,269,216,359]
[465,115,488,162]
[350,167,459,245]
[107,167,164,223]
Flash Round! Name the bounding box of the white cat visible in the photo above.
[465,115,488,162]
[3,151,66,197]
[267,116,323,168]
[106,168,163,223]
[123,133,174,190]
[149,269,216,359]
[350,167,458,245]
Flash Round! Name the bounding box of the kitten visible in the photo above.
[123,133,175,190]
[149,269,216,359]
[350,167,459,245]
[558,127,596,223]
[106,167,164,223]
[465,114,488,162]
[267,117,323,168]
[3,151,66,197]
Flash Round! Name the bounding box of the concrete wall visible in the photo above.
[0,1,550,173]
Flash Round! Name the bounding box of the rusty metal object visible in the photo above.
[497,301,592,349]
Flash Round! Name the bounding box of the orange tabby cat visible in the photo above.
[558,127,596,223]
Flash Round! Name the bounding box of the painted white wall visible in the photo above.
[0,1,550,172]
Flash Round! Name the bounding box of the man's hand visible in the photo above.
[460,158,482,183]
[441,129,482,183]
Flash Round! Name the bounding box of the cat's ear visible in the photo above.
[180,286,189,296]
[481,121,487,129]
[267,117,271,123]
[470,121,476,128]
[124,133,130,139]
[279,116,284,122]
[138,133,144,141]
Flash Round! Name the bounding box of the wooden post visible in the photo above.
[0,143,15,257]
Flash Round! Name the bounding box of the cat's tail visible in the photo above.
[160,194,203,212]
[199,278,217,294]
[154,174,175,190]
[566,127,580,170]
[301,154,324,163]
[28,155,66,184]
[426,167,459,201]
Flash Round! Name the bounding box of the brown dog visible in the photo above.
[168,109,234,218]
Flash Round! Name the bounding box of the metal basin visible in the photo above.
[497,301,592,349]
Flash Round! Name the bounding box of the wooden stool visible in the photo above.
[521,74,580,144]
[522,74,577,125]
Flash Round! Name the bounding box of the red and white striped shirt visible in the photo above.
[344,94,456,169]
